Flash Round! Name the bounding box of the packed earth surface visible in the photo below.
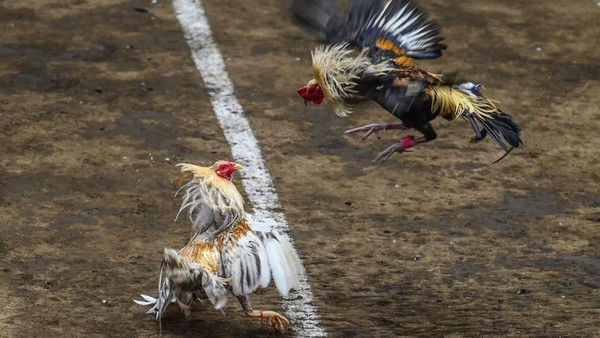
[1,0,599,337]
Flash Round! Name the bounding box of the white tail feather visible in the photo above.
[133,294,158,306]
[257,243,272,288]
[263,232,303,296]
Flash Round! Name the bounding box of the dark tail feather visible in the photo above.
[469,111,522,155]
[492,148,514,164]
[432,83,522,160]
[466,115,485,142]
[291,0,345,42]
[489,111,523,148]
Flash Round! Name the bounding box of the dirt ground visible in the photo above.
[1,0,599,337]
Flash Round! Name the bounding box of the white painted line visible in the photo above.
[172,0,326,336]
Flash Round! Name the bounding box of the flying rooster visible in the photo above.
[294,0,522,162]
[134,161,303,333]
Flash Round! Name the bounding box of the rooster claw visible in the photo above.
[345,123,409,141]
[374,143,406,163]
[247,310,289,333]
[266,311,289,333]
[374,136,418,163]
[345,123,385,140]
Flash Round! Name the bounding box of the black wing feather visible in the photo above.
[292,0,447,59]
[353,0,446,59]
[291,0,346,42]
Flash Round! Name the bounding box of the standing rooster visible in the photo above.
[294,0,522,162]
[134,161,303,333]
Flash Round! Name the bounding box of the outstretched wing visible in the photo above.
[221,218,304,297]
[293,0,446,61]
[351,0,446,60]
[292,0,346,42]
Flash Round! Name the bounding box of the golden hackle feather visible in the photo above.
[426,86,500,121]
[311,43,394,117]
[176,162,244,217]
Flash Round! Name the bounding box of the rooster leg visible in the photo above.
[375,136,431,162]
[345,123,408,140]
[375,123,437,163]
[236,295,289,333]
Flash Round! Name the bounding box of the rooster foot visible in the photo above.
[375,136,417,163]
[246,310,289,333]
[345,123,407,141]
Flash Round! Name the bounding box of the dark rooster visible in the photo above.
[294,0,522,162]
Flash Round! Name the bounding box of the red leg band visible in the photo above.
[260,310,264,318]
[401,136,417,149]
[386,123,395,130]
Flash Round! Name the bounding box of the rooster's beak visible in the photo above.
[233,163,243,171]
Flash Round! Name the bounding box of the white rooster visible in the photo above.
[135,161,304,332]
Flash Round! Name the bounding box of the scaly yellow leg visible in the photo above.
[237,295,289,332]
[245,310,289,333]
